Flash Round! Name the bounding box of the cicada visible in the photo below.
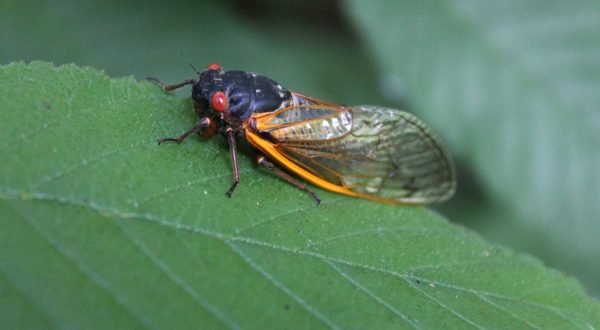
[153,64,456,204]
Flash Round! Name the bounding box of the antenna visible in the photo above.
[179,51,201,75]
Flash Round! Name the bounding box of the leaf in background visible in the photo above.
[344,0,600,295]
[2,62,600,328]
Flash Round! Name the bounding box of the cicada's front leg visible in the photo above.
[157,118,211,145]
[225,127,241,198]
[147,77,196,92]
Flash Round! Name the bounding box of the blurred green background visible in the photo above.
[2,0,599,299]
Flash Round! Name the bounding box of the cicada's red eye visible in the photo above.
[211,91,228,112]
[207,63,221,71]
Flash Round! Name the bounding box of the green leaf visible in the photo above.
[344,0,600,295]
[1,62,599,328]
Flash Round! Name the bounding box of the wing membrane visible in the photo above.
[253,104,456,204]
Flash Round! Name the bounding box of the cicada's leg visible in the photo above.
[157,118,211,145]
[256,155,321,205]
[146,77,196,91]
[225,127,241,198]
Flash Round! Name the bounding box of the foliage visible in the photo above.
[1,0,600,327]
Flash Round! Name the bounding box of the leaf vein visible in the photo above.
[30,141,149,189]
[305,225,450,249]
[12,204,155,329]
[234,197,348,235]
[0,264,56,328]
[224,240,340,330]
[474,293,540,329]
[115,222,242,329]
[1,188,591,326]
[136,169,253,206]
[325,259,420,329]
[401,275,484,329]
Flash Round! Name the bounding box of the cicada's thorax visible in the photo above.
[192,69,323,121]
[221,71,325,120]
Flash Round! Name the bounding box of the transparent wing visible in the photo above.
[255,104,456,204]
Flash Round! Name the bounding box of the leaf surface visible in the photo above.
[1,62,599,329]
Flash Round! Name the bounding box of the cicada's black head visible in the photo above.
[191,64,292,121]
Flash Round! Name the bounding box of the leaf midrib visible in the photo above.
[0,187,588,329]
